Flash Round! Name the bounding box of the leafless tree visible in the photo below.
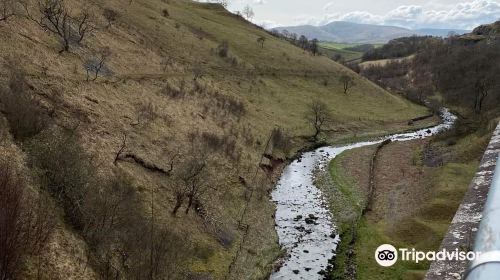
[182,158,206,214]
[113,133,127,165]
[74,6,92,43]
[310,38,319,56]
[171,154,216,215]
[171,187,185,216]
[242,4,253,20]
[86,47,111,81]
[0,0,16,21]
[339,74,355,94]
[473,79,491,114]
[24,0,94,52]
[257,36,266,48]
[217,0,229,8]
[305,100,332,141]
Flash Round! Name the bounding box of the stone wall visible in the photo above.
[425,123,500,280]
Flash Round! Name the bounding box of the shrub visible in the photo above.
[271,127,292,154]
[214,94,246,119]
[0,66,48,140]
[136,101,159,123]
[162,8,169,17]
[26,128,94,230]
[161,83,186,99]
[0,161,55,280]
[216,40,229,57]
[190,131,241,161]
[103,8,118,27]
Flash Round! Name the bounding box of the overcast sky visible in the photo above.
[202,0,500,30]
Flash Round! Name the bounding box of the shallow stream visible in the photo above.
[270,109,456,279]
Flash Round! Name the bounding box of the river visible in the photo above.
[270,109,457,280]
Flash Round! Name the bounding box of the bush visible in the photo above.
[162,8,169,17]
[103,8,118,27]
[0,67,48,140]
[189,131,241,161]
[161,83,186,99]
[0,161,55,280]
[271,127,292,154]
[26,128,94,230]
[216,40,229,57]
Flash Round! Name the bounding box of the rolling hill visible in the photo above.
[415,28,469,37]
[274,21,469,43]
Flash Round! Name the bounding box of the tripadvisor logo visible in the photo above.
[375,244,481,267]
[375,244,398,267]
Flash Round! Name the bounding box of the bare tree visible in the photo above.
[113,133,127,165]
[217,0,229,8]
[171,188,185,216]
[257,36,266,48]
[305,100,332,141]
[74,6,92,43]
[171,155,216,215]
[182,158,206,214]
[310,38,319,56]
[24,0,94,52]
[298,35,308,49]
[0,0,16,21]
[339,74,355,94]
[473,77,492,114]
[85,47,111,81]
[242,4,254,20]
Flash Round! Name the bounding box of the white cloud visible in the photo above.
[293,0,500,29]
[338,11,384,25]
[253,0,266,5]
[337,0,500,29]
[324,2,335,12]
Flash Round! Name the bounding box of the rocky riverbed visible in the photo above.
[270,109,456,280]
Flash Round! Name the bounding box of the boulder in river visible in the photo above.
[293,215,303,221]
[305,218,315,224]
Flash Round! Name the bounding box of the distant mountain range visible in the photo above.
[272,21,470,43]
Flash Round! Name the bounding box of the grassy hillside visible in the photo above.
[0,0,430,279]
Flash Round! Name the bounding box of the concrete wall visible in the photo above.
[425,123,500,280]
